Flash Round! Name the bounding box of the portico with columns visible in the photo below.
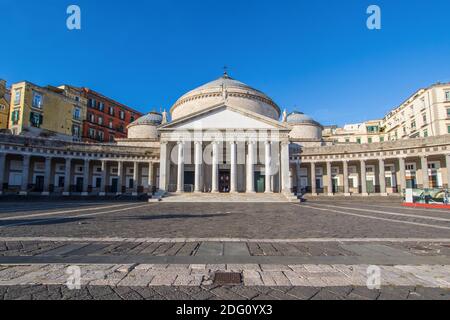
[157,104,292,194]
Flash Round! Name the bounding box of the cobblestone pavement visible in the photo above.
[1,284,450,300]
[0,200,449,239]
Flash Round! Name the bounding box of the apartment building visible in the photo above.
[81,88,143,143]
[0,80,10,130]
[324,83,450,144]
[8,81,81,141]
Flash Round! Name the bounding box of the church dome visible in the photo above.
[127,112,162,139]
[287,111,323,140]
[287,111,321,126]
[170,73,281,121]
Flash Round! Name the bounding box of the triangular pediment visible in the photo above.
[159,104,289,131]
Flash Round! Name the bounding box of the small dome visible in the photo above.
[127,112,162,140]
[287,111,323,140]
[128,112,162,128]
[287,111,321,127]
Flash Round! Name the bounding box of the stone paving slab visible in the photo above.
[3,240,450,259]
[0,264,449,289]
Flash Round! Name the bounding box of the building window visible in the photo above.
[356,138,361,144]
[29,112,43,128]
[98,116,103,125]
[14,90,21,105]
[446,91,450,102]
[89,99,96,108]
[0,104,5,111]
[72,125,81,137]
[447,108,450,118]
[109,135,115,142]
[95,177,102,188]
[447,126,450,134]
[368,137,373,144]
[423,130,428,138]
[118,124,124,133]
[422,114,427,123]
[411,120,417,130]
[109,120,113,129]
[130,115,135,123]
[97,131,104,141]
[380,137,385,142]
[88,128,96,138]
[11,110,20,125]
[73,108,81,120]
[119,110,125,120]
[345,138,350,143]
[32,92,43,109]
[99,102,104,112]
[109,106,115,116]
[366,126,379,134]
[88,113,95,123]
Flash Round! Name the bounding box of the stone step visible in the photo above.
[160,193,291,203]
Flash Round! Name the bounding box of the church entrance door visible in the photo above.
[219,170,230,193]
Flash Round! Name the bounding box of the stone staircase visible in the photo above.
[151,192,300,203]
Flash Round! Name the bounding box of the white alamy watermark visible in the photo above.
[67,5,81,30]
[367,265,382,290]
[367,5,381,30]
[66,266,81,290]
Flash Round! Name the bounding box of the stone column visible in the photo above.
[343,160,350,196]
[360,159,368,196]
[42,156,52,196]
[177,142,184,193]
[379,158,387,196]
[159,142,169,193]
[246,141,256,193]
[117,161,123,195]
[82,159,90,196]
[295,160,302,194]
[326,161,333,196]
[20,155,30,196]
[230,141,237,193]
[63,158,72,196]
[446,154,450,189]
[194,142,202,193]
[0,153,5,195]
[311,162,317,196]
[133,162,139,196]
[148,162,154,195]
[398,157,407,193]
[211,142,219,193]
[265,141,272,193]
[421,156,429,189]
[100,160,107,196]
[280,142,291,193]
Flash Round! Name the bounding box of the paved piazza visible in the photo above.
[0,199,450,300]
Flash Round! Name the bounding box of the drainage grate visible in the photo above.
[214,272,242,285]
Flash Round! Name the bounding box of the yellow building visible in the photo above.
[0,80,10,130]
[9,81,84,141]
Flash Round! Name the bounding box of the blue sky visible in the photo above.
[1,0,450,126]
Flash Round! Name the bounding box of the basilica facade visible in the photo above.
[0,73,449,200]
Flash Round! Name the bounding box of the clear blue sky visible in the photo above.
[1,0,449,126]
